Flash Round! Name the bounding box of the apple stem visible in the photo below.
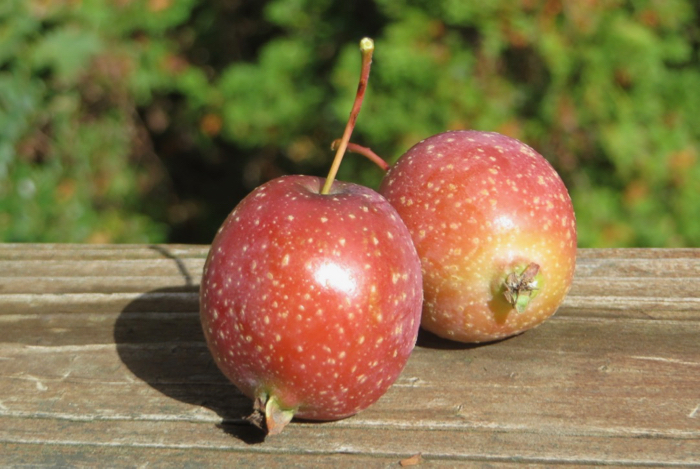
[331,139,389,172]
[246,393,296,436]
[503,262,540,313]
[264,395,295,435]
[321,38,375,195]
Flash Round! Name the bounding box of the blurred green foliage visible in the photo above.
[1,0,699,246]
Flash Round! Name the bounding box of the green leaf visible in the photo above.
[31,26,103,83]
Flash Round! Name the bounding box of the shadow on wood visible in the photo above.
[415,328,508,350]
[113,247,266,443]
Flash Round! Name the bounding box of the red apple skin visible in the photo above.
[200,175,423,421]
[379,130,577,343]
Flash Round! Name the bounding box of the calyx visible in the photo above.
[503,262,540,313]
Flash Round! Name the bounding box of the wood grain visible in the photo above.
[1,244,699,467]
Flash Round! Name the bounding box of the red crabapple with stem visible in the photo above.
[199,38,423,435]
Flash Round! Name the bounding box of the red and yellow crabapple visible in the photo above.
[379,130,577,343]
[200,175,422,434]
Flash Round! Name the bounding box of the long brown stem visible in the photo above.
[321,38,374,195]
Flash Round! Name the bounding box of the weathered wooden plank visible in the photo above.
[2,317,698,438]
[569,277,700,298]
[557,296,700,320]
[2,414,698,466]
[3,255,698,283]
[3,274,700,304]
[2,288,700,324]
[0,292,199,316]
[4,292,699,323]
[576,248,700,260]
[0,276,198,294]
[0,244,210,260]
[0,312,202,346]
[0,258,205,279]
[573,250,700,277]
[3,247,700,322]
[1,444,680,469]
[1,245,699,467]
[2,246,699,282]
[3,443,532,469]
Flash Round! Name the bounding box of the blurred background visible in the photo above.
[1,0,698,247]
